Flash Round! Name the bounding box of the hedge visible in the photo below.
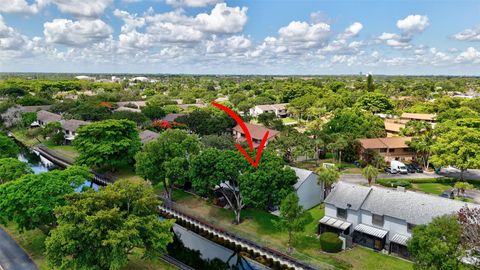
[376,177,458,188]
[320,232,343,253]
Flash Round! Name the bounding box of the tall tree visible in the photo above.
[366,74,374,92]
[135,129,200,201]
[0,158,33,184]
[407,131,434,169]
[0,166,92,233]
[354,92,394,114]
[273,193,312,251]
[271,129,314,163]
[0,133,19,159]
[74,119,141,171]
[408,215,464,270]
[45,179,174,270]
[431,126,480,180]
[316,166,340,197]
[362,165,378,186]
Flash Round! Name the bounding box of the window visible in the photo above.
[372,214,384,227]
[389,149,395,153]
[337,208,347,219]
[407,223,416,232]
[380,148,387,153]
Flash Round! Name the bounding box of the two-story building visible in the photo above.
[358,137,413,162]
[249,104,289,118]
[232,123,280,148]
[320,182,478,258]
[60,119,89,144]
[400,113,436,125]
[383,119,405,137]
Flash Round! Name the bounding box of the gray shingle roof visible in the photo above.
[37,110,62,123]
[61,119,89,132]
[290,166,315,190]
[139,130,159,144]
[361,186,476,225]
[324,182,372,211]
[162,113,186,122]
[325,182,479,225]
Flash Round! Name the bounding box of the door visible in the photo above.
[374,239,383,250]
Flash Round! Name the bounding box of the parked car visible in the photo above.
[439,191,450,198]
[411,164,423,173]
[384,167,397,174]
[391,160,408,174]
[406,164,417,173]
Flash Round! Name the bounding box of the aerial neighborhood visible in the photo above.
[0,1,480,269]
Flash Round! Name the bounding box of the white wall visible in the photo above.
[296,174,324,210]
[360,210,411,241]
[325,203,336,217]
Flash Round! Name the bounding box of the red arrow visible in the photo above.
[211,102,269,168]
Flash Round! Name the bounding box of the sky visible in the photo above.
[1,0,480,75]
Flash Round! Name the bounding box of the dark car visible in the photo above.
[439,191,450,198]
[406,164,416,173]
[412,164,424,173]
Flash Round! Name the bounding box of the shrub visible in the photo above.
[320,232,343,253]
[393,180,411,188]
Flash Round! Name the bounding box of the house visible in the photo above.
[400,113,436,124]
[249,103,289,118]
[383,119,405,137]
[0,105,52,128]
[291,167,324,210]
[319,182,478,258]
[36,110,62,127]
[358,137,413,162]
[232,123,280,148]
[116,101,146,110]
[114,106,142,113]
[61,119,89,144]
[162,113,186,122]
[139,130,159,145]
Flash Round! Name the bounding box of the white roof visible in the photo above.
[320,216,352,231]
[390,233,410,246]
[354,224,388,239]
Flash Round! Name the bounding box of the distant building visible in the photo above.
[61,119,89,144]
[114,106,141,113]
[232,123,280,148]
[162,113,186,122]
[400,113,436,124]
[139,130,159,145]
[358,137,413,162]
[36,110,62,127]
[116,101,146,110]
[383,119,405,137]
[75,75,95,81]
[320,182,478,258]
[291,167,325,210]
[249,103,289,118]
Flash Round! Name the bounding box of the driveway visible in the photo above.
[0,228,37,270]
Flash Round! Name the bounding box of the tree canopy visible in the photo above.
[74,119,141,171]
[0,158,33,184]
[45,179,174,270]
[0,133,20,159]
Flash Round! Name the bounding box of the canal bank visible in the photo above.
[14,142,280,270]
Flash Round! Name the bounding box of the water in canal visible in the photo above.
[17,145,269,270]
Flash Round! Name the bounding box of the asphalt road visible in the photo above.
[0,228,37,270]
[438,167,480,181]
[340,171,441,185]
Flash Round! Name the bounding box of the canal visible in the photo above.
[17,145,269,270]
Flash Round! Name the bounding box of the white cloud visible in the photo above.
[43,19,113,47]
[396,15,429,33]
[456,47,480,63]
[0,0,41,14]
[378,32,399,40]
[196,3,248,34]
[0,15,27,50]
[47,0,113,18]
[453,27,480,41]
[113,9,145,33]
[278,21,330,42]
[338,22,363,39]
[165,0,223,8]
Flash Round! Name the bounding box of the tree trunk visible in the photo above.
[461,169,465,181]
[163,179,172,202]
[235,210,241,225]
[368,177,372,186]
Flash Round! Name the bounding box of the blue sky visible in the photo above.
[1,0,480,75]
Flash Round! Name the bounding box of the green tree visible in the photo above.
[0,133,20,158]
[0,166,92,233]
[141,100,166,120]
[431,127,480,180]
[41,121,64,145]
[74,119,141,171]
[45,179,174,270]
[273,193,312,251]
[354,92,394,114]
[110,111,149,127]
[316,167,340,197]
[0,158,33,184]
[200,134,236,150]
[367,74,374,92]
[21,112,37,127]
[399,121,432,137]
[271,129,314,163]
[135,129,200,201]
[408,131,434,169]
[453,181,474,197]
[408,215,464,270]
[362,165,378,186]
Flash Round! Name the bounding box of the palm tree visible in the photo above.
[316,166,341,197]
[362,165,379,186]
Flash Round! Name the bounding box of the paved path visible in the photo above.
[0,228,37,270]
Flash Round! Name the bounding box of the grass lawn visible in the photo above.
[1,223,177,270]
[169,189,412,270]
[10,128,42,147]
[43,141,79,160]
[282,117,298,125]
[411,182,452,195]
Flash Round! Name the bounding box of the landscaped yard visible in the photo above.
[411,182,452,195]
[43,141,79,160]
[168,188,413,270]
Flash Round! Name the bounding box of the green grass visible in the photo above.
[411,183,453,195]
[335,247,412,270]
[282,117,298,125]
[43,141,79,160]
[10,128,42,147]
